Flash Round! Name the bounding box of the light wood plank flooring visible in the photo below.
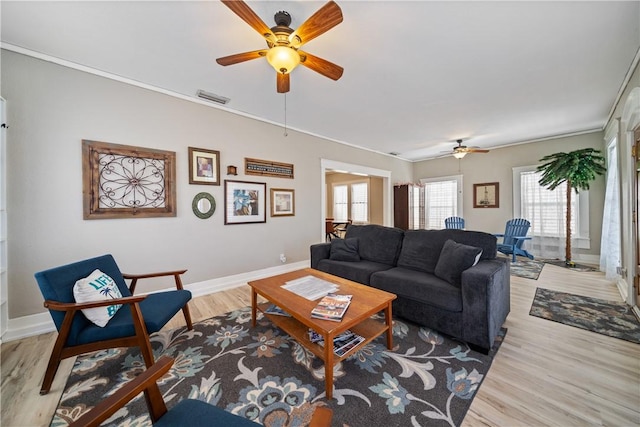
[2,264,639,426]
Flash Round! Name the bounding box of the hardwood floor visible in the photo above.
[2,264,639,426]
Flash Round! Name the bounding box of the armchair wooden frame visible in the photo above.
[40,270,192,395]
[69,355,333,427]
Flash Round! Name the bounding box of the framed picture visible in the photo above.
[82,140,176,219]
[188,147,220,185]
[271,188,295,217]
[473,182,499,208]
[245,157,294,179]
[224,180,266,224]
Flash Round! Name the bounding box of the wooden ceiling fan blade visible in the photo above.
[299,51,343,80]
[289,1,343,48]
[469,149,490,153]
[221,0,276,43]
[216,50,266,66]
[277,73,290,93]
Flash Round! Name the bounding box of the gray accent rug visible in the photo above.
[508,258,544,280]
[52,308,505,427]
[530,288,640,344]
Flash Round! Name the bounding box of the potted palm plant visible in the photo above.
[537,148,606,266]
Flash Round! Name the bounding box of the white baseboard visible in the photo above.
[0,260,309,343]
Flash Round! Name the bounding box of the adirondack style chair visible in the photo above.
[444,216,465,229]
[494,218,535,262]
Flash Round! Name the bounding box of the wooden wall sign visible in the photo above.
[245,158,294,179]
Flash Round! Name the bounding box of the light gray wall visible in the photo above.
[412,132,606,258]
[1,50,413,318]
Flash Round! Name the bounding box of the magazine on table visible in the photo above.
[310,293,352,321]
[264,304,291,317]
[316,331,365,356]
[308,328,354,344]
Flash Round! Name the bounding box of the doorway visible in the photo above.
[320,159,392,241]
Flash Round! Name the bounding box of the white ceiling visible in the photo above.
[2,1,639,161]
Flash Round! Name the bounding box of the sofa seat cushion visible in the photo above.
[344,224,404,265]
[316,259,392,285]
[370,268,462,312]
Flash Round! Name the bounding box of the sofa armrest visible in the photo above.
[310,243,331,269]
[459,258,510,351]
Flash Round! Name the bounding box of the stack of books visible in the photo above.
[310,293,352,322]
[308,328,365,357]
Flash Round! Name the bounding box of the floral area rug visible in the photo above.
[530,288,640,344]
[52,307,505,427]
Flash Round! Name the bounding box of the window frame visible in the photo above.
[419,174,463,229]
[331,179,369,224]
[513,165,590,249]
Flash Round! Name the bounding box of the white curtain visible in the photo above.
[600,141,621,279]
[520,170,577,259]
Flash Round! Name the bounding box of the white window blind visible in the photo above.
[332,185,348,221]
[410,185,424,229]
[520,170,578,237]
[351,182,368,223]
[424,179,458,229]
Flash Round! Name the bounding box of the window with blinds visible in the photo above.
[424,179,459,229]
[332,185,348,221]
[410,185,424,229]
[520,170,578,236]
[351,182,368,223]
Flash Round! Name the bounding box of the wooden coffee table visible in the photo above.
[247,268,396,399]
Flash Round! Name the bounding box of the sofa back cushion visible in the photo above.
[397,229,497,274]
[344,224,405,266]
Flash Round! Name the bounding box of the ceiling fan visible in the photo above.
[451,139,489,159]
[216,0,344,93]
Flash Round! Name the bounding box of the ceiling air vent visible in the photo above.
[196,90,230,105]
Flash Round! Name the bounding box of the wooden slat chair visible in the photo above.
[494,218,535,262]
[69,355,333,427]
[444,216,465,229]
[34,254,193,395]
[325,218,339,241]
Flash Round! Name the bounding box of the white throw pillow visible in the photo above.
[73,269,123,327]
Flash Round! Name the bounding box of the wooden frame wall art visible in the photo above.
[245,158,294,179]
[82,140,176,219]
[473,182,499,208]
[270,188,295,217]
[188,147,220,185]
[224,180,267,224]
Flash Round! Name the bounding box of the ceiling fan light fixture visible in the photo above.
[453,151,467,159]
[266,46,300,74]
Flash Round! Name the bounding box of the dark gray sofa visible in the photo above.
[310,224,510,352]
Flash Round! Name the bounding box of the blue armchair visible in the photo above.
[494,218,535,262]
[34,254,193,394]
[69,355,333,427]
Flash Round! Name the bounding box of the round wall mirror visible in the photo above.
[192,192,216,219]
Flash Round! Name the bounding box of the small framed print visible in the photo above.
[473,182,499,208]
[224,180,266,224]
[188,147,220,185]
[271,188,295,217]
